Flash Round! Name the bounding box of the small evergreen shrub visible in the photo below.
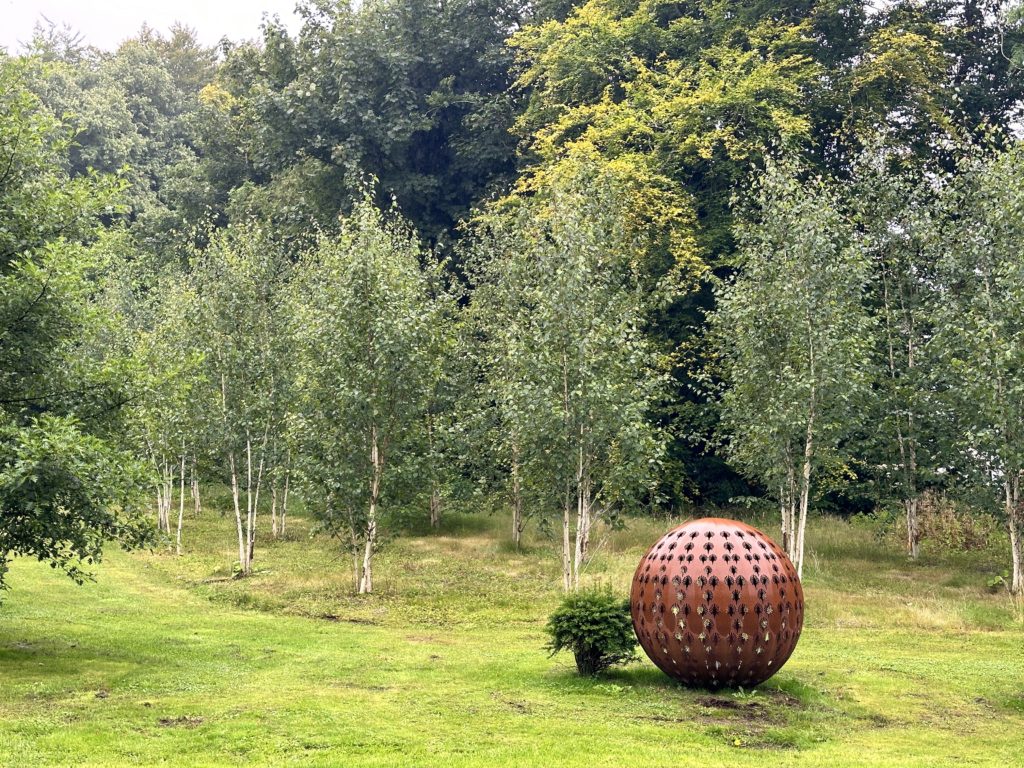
[545,587,637,676]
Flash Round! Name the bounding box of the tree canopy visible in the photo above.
[4,0,1024,596]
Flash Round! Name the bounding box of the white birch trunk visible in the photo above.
[1006,474,1023,596]
[427,417,440,528]
[281,468,290,535]
[359,424,382,595]
[573,490,592,590]
[350,519,361,593]
[782,483,790,557]
[561,499,572,593]
[245,435,254,574]
[190,456,201,519]
[782,462,798,563]
[796,424,813,579]
[176,451,185,555]
[229,451,246,574]
[572,443,592,591]
[511,444,523,550]
[247,429,268,567]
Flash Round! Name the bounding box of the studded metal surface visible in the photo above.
[630,518,804,689]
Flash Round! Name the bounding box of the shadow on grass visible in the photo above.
[0,635,135,683]
[550,662,819,708]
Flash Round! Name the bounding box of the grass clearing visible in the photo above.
[1,506,1022,767]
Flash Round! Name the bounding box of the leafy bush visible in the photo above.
[545,587,637,676]
[852,492,1003,555]
[917,493,1002,553]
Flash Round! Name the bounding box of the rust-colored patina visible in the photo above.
[630,518,804,689]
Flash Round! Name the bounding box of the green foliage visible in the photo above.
[290,193,449,586]
[509,0,1024,507]
[213,0,521,241]
[510,0,824,260]
[932,146,1024,492]
[709,158,872,533]
[6,0,1024,596]
[0,416,149,587]
[191,222,295,474]
[930,144,1024,592]
[22,24,220,261]
[0,59,150,592]
[545,586,637,676]
[468,161,667,570]
[843,146,949,544]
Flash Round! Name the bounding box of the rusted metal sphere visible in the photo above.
[630,518,804,689]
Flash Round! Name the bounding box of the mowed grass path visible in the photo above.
[1,508,1022,767]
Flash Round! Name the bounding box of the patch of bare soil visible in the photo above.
[158,716,204,728]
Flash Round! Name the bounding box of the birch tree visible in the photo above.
[851,148,946,559]
[96,251,201,550]
[711,158,873,577]
[130,278,202,551]
[471,165,666,591]
[193,223,294,576]
[933,146,1024,595]
[291,197,445,594]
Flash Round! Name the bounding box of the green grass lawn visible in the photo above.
[1,504,1022,767]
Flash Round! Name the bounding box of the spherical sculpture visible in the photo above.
[630,518,804,689]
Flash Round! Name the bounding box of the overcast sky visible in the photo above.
[0,1,306,53]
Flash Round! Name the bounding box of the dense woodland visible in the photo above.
[3,0,1024,598]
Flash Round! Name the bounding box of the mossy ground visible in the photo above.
[1,502,1021,767]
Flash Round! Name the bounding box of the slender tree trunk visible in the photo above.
[572,439,592,591]
[281,467,290,535]
[155,487,165,534]
[796,427,813,578]
[795,381,816,579]
[791,321,818,578]
[190,456,201,519]
[271,484,279,539]
[511,442,524,550]
[360,515,377,595]
[430,487,442,529]
[573,486,584,591]
[157,458,173,536]
[228,451,245,574]
[350,519,361,593]
[562,498,572,592]
[427,416,441,528]
[884,272,921,559]
[779,484,788,552]
[902,403,921,560]
[782,460,798,562]
[244,435,254,574]
[165,468,173,539]
[250,430,268,565]
[560,348,573,592]
[577,486,593,583]
[1006,473,1023,596]
[147,441,165,533]
[569,442,585,585]
[905,496,920,560]
[176,451,185,555]
[359,424,382,595]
